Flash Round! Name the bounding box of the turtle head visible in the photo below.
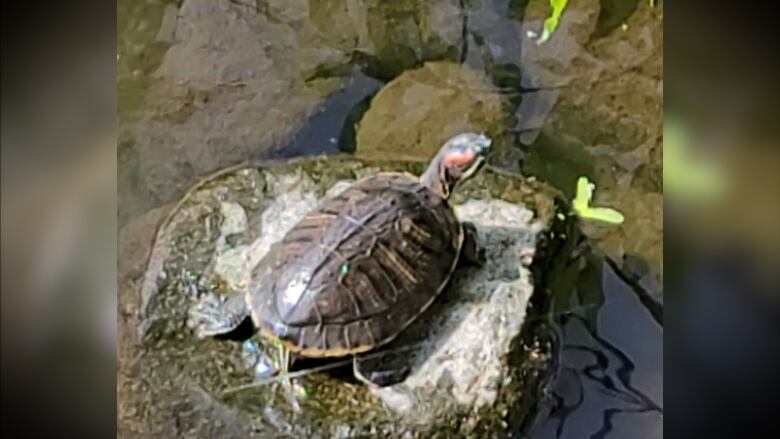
[421,132,492,199]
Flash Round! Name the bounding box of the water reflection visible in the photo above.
[519,217,663,438]
[267,71,383,159]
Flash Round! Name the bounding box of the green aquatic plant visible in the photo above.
[538,0,569,44]
[572,176,625,224]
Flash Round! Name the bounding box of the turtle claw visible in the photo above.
[353,351,411,387]
[460,222,485,267]
[187,292,249,339]
[356,366,410,388]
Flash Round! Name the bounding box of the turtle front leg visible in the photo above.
[353,350,411,387]
[460,221,485,266]
[187,292,250,339]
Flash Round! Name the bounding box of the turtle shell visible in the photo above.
[246,172,463,357]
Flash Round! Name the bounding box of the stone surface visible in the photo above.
[126,156,556,437]
[370,199,543,426]
[308,0,464,79]
[461,0,663,276]
[355,62,507,161]
[517,0,663,276]
[362,0,464,78]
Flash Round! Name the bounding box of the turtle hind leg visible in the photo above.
[460,221,485,266]
[187,292,251,339]
[353,351,411,388]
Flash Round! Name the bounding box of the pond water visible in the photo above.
[515,213,662,438]
[118,0,663,436]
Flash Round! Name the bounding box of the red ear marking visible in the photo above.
[443,151,476,167]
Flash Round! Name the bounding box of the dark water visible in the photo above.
[260,71,382,160]
[525,271,662,438]
[118,0,664,436]
[507,212,663,438]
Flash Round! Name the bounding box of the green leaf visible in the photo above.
[572,176,593,212]
[538,0,569,44]
[572,176,625,225]
[580,207,625,224]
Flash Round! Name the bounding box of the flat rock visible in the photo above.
[132,156,555,437]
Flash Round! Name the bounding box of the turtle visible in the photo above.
[187,132,492,389]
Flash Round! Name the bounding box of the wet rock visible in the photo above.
[580,188,663,277]
[307,0,363,51]
[363,0,463,78]
[355,62,508,161]
[307,0,464,79]
[119,0,467,226]
[457,0,604,149]
[120,0,345,219]
[517,0,603,88]
[118,0,178,122]
[450,0,662,278]
[130,156,556,437]
[517,0,663,276]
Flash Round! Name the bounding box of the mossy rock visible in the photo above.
[133,155,557,437]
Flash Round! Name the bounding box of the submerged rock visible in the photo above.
[355,62,508,161]
[362,0,464,78]
[120,0,469,221]
[132,156,556,437]
[307,0,465,80]
[120,0,341,221]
